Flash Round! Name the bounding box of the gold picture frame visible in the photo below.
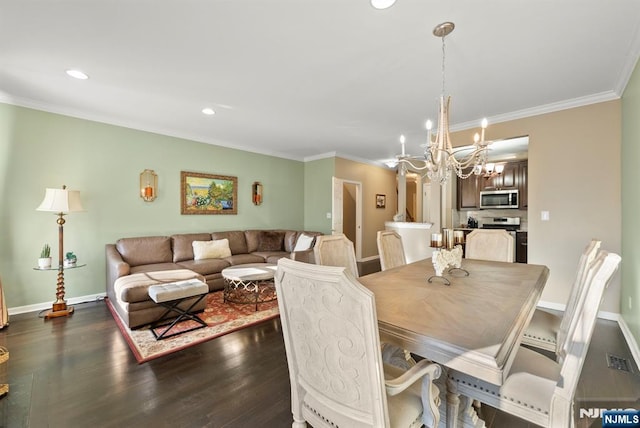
[181,171,237,215]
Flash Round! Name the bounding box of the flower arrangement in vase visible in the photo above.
[38,244,52,269]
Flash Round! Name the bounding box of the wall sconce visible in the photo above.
[252,182,263,205]
[140,169,158,202]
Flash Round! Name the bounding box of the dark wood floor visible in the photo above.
[1,301,639,427]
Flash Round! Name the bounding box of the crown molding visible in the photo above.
[0,94,306,162]
[303,151,389,168]
[303,151,337,162]
[333,152,391,169]
[451,90,621,132]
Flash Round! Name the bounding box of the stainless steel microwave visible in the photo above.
[479,189,519,209]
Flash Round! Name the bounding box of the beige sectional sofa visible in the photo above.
[105,229,321,328]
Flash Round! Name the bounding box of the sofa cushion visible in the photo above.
[244,230,260,253]
[172,233,212,262]
[116,236,173,267]
[224,254,266,265]
[193,239,232,260]
[176,259,231,276]
[211,231,248,255]
[130,263,182,275]
[252,251,290,264]
[114,269,204,303]
[284,230,299,252]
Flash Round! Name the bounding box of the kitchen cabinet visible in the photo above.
[519,162,528,209]
[457,160,528,210]
[457,169,480,210]
[480,161,519,190]
[516,231,528,263]
[499,162,519,189]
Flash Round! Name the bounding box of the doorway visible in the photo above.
[331,177,362,260]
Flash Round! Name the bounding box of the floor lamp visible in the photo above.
[36,185,85,319]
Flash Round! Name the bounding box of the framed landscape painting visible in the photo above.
[181,171,237,215]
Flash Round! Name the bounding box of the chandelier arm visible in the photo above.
[453,153,487,169]
[397,159,431,171]
[450,145,487,155]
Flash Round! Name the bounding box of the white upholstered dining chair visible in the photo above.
[313,233,359,277]
[522,239,601,354]
[446,250,621,427]
[275,258,442,428]
[377,230,407,271]
[464,229,514,262]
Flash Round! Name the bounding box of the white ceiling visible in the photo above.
[1,1,639,166]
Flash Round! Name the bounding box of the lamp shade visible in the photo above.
[36,188,85,213]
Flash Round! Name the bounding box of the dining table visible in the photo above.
[359,257,549,428]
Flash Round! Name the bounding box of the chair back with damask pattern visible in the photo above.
[276,258,444,428]
[276,258,389,427]
[465,229,514,262]
[313,233,359,277]
[377,231,407,271]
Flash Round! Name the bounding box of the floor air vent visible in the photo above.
[606,353,633,372]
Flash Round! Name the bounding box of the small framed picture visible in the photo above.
[376,194,386,209]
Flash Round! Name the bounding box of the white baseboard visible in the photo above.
[8,292,107,316]
[536,300,566,312]
[537,300,620,321]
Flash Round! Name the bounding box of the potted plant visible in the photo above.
[64,251,77,268]
[38,244,52,269]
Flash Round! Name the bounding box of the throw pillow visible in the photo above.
[293,233,315,252]
[192,239,232,260]
[258,231,285,252]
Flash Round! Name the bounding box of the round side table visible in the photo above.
[221,263,277,311]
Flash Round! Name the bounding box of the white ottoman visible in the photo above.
[148,279,208,340]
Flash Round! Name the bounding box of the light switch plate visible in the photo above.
[541,211,550,221]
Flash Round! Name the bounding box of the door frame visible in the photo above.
[331,177,363,260]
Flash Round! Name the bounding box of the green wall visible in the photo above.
[622,59,640,340]
[303,157,334,234]
[0,103,305,309]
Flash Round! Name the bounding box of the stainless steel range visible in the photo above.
[479,216,521,231]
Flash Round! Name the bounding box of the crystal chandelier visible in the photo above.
[396,22,490,185]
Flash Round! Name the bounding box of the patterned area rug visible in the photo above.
[107,290,279,363]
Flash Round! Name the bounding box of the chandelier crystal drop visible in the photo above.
[396,22,490,186]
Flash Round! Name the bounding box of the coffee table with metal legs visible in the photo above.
[221,263,277,311]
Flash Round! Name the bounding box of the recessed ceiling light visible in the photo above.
[202,108,216,115]
[65,69,89,80]
[371,0,396,9]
